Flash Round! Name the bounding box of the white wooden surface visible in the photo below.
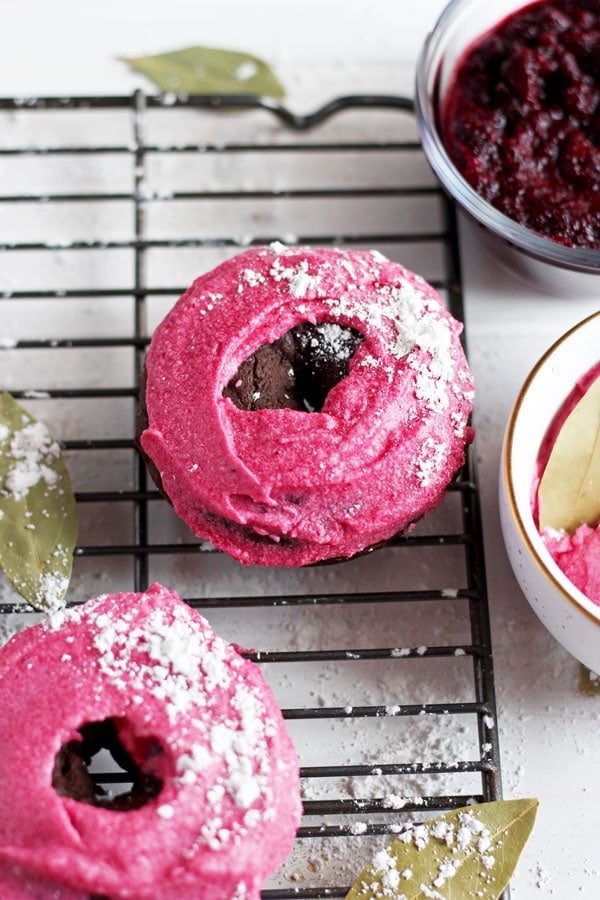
[1,1,600,895]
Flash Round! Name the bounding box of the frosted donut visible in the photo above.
[0,583,301,899]
[139,245,475,566]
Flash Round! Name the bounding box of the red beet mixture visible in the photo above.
[441,0,600,249]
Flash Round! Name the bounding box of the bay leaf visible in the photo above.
[0,392,78,612]
[121,46,285,98]
[579,664,600,695]
[345,798,538,900]
[539,375,600,533]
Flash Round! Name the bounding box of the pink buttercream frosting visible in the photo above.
[536,361,600,607]
[0,583,301,899]
[140,245,475,566]
[542,525,600,605]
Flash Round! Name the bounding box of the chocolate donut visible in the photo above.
[139,245,475,566]
[0,583,301,899]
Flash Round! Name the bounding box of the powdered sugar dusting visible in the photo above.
[83,587,282,845]
[354,806,501,898]
[414,438,447,488]
[263,247,472,441]
[318,256,467,418]
[3,421,60,501]
[269,256,321,298]
[305,322,358,362]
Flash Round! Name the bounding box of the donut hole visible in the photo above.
[224,321,363,412]
[52,718,164,811]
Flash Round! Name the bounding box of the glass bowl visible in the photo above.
[414,0,600,290]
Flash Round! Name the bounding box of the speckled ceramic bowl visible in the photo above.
[499,312,600,672]
[415,0,600,295]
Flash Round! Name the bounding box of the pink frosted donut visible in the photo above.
[0,583,301,899]
[139,245,475,566]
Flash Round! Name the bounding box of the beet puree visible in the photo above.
[441,0,600,249]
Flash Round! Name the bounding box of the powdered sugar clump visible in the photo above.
[242,269,265,287]
[34,570,70,614]
[302,322,359,363]
[3,421,60,502]
[269,256,321,299]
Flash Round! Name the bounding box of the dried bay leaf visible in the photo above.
[346,798,538,900]
[121,46,285,98]
[539,375,600,533]
[0,392,78,612]
[579,664,600,695]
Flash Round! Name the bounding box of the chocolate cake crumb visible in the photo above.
[52,718,163,811]
[224,321,362,412]
[53,742,98,806]
[224,330,302,411]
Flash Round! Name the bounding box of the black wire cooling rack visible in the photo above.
[0,91,503,897]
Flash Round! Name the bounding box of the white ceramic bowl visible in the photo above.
[415,0,600,295]
[499,311,600,672]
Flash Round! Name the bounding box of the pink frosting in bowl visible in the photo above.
[0,584,301,899]
[542,525,600,605]
[534,361,600,607]
[140,245,475,566]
